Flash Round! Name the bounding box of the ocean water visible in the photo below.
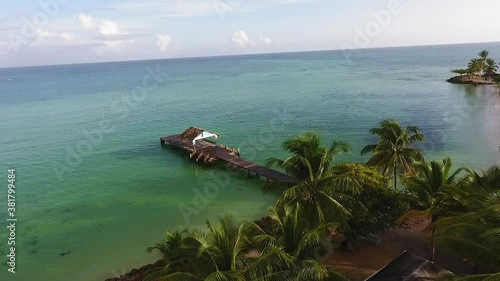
[1,42,499,281]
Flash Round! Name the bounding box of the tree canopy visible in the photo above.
[361,119,425,189]
[451,50,499,80]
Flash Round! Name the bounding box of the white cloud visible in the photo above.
[93,38,137,55]
[74,13,131,53]
[60,32,76,42]
[231,30,251,48]
[77,13,127,36]
[260,35,272,44]
[31,28,77,46]
[102,41,127,51]
[156,35,172,51]
[34,28,52,41]
[99,20,125,35]
[230,31,273,48]
[77,13,95,31]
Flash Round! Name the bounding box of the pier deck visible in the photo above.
[161,130,295,183]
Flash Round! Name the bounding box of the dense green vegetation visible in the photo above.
[147,120,500,280]
[400,158,466,262]
[451,50,499,79]
[435,167,500,280]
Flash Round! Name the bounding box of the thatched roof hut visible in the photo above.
[180,127,220,145]
[365,251,452,281]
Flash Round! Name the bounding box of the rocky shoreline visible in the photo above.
[104,260,165,281]
[447,75,498,85]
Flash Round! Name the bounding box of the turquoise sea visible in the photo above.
[1,42,499,281]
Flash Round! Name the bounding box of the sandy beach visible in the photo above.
[326,219,474,281]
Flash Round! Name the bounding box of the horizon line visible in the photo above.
[2,40,500,70]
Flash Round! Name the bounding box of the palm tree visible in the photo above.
[463,166,500,192]
[251,204,349,281]
[479,50,489,62]
[147,214,290,281]
[466,67,476,78]
[434,166,500,279]
[400,157,465,262]
[361,119,425,190]
[451,69,468,76]
[266,132,350,181]
[483,58,498,79]
[266,132,364,227]
[147,228,196,274]
[468,58,484,77]
[439,189,500,264]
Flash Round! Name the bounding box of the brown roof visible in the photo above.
[179,127,220,142]
[365,251,452,281]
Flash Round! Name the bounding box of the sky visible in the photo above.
[0,0,499,67]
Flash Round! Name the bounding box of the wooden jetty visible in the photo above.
[161,127,295,183]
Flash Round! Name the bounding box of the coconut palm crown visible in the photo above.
[361,119,425,189]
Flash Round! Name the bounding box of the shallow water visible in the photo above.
[0,42,499,281]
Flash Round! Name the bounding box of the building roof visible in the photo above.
[365,251,451,281]
[180,127,220,143]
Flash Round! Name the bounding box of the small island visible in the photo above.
[448,50,500,85]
